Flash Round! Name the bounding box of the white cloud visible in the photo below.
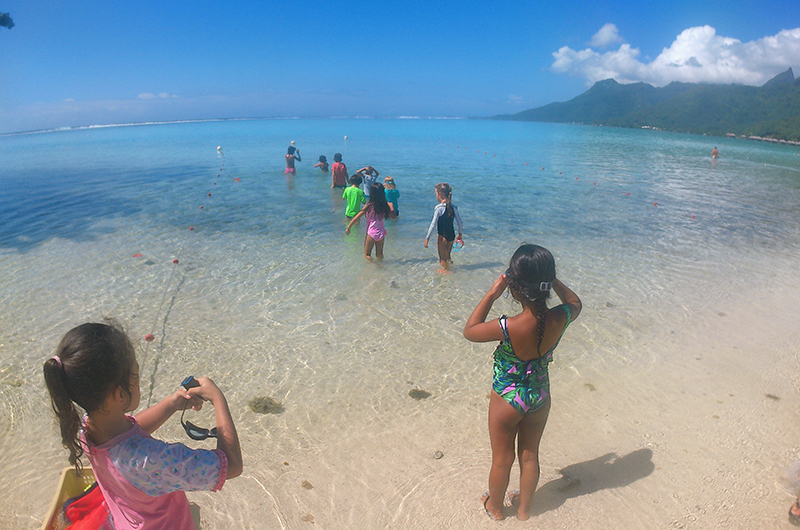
[589,23,622,48]
[139,92,178,99]
[552,25,800,87]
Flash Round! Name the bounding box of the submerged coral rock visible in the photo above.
[249,396,285,414]
[408,388,431,400]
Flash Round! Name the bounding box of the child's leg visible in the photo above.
[485,390,523,520]
[374,237,385,259]
[444,238,455,263]
[436,235,454,270]
[513,400,550,520]
[364,235,376,260]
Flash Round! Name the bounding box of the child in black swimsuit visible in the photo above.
[423,183,463,273]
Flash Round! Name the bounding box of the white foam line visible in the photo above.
[389,471,436,527]
[243,474,288,530]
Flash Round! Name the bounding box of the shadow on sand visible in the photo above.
[190,503,202,529]
[533,448,655,515]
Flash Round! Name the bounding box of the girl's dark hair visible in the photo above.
[435,182,454,217]
[319,155,327,162]
[287,146,296,155]
[333,153,342,162]
[505,244,556,355]
[366,183,391,217]
[43,321,137,471]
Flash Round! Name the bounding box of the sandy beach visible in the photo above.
[1,119,800,529]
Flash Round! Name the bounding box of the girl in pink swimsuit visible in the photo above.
[345,182,397,260]
[43,321,243,530]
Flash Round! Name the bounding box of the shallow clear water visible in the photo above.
[2,119,800,529]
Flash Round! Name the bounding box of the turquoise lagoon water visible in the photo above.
[1,119,800,529]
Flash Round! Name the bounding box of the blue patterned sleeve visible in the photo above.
[109,435,227,496]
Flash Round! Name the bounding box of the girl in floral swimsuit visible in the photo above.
[463,244,581,521]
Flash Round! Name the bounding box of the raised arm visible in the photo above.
[463,274,508,343]
[552,278,581,321]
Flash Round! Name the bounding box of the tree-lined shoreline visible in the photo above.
[495,68,800,143]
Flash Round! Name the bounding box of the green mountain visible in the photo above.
[495,69,800,142]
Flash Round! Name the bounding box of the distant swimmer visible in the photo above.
[314,155,329,173]
[711,147,719,158]
[285,141,301,175]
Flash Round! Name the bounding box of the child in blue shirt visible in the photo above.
[383,176,400,217]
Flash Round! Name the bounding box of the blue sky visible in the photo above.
[1,0,799,133]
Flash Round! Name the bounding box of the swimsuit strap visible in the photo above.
[498,315,511,344]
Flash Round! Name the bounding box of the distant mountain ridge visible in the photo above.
[495,69,800,142]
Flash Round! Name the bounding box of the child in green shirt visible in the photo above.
[342,174,365,220]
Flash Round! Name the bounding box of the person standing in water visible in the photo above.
[285,141,301,174]
[314,155,329,172]
[424,182,463,273]
[711,146,719,158]
[383,176,400,217]
[331,153,348,189]
[357,166,380,201]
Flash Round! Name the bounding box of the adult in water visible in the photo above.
[711,146,719,158]
[285,141,301,175]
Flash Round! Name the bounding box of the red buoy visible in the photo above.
[173,259,179,264]
[145,334,154,342]
[133,253,143,258]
